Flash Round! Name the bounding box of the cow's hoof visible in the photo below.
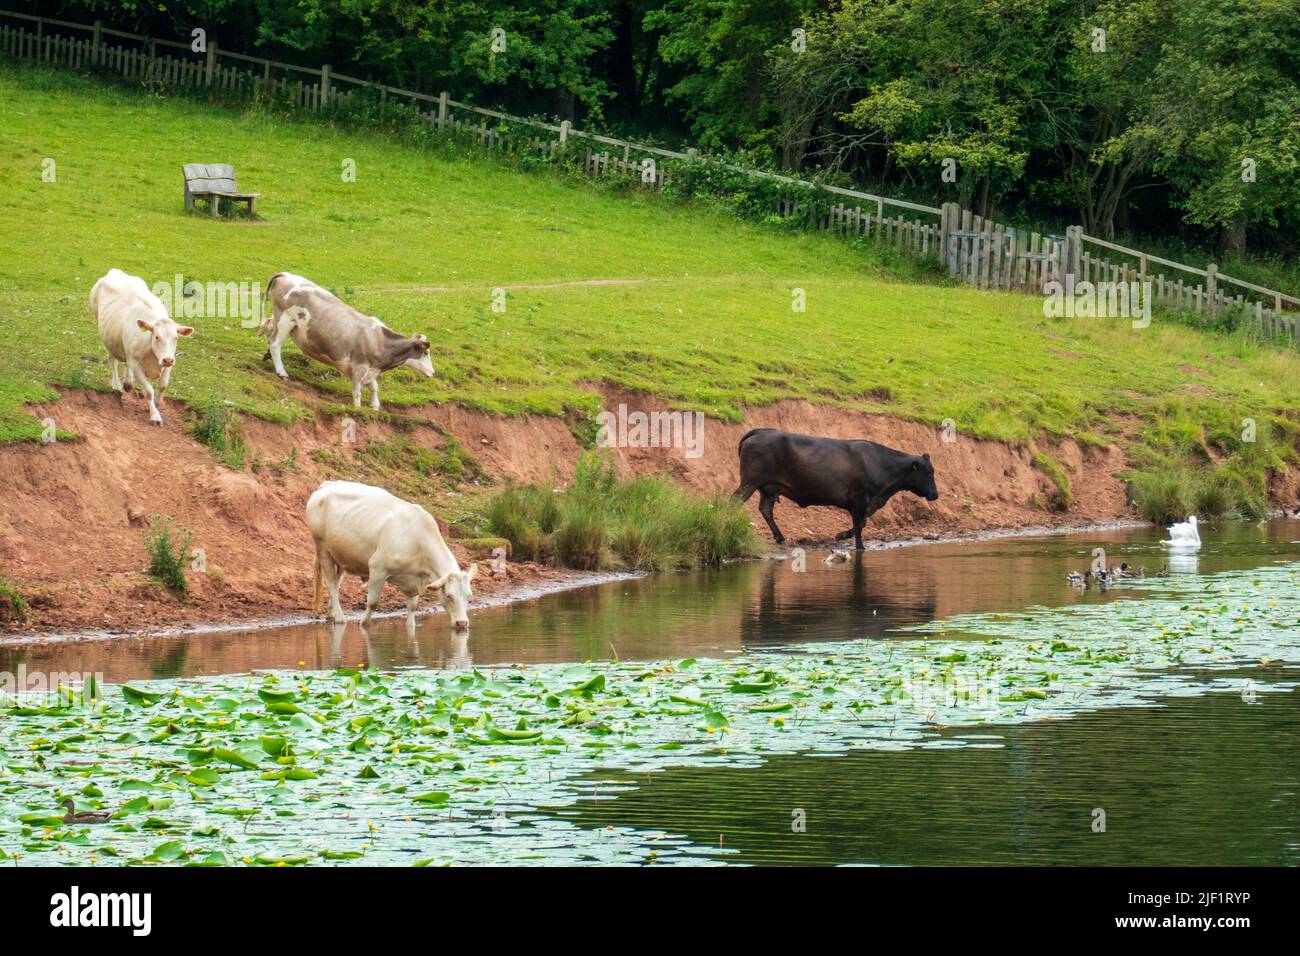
[151,419,164,427]
[276,373,290,380]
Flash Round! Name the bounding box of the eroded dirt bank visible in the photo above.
[0,384,1147,634]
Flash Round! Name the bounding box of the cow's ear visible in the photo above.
[923,453,931,461]
[177,325,195,337]
[136,318,154,333]
[418,339,431,353]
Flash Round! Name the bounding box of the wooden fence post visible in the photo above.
[437,91,448,128]
[320,63,331,107]
[92,19,102,64]
[206,39,217,87]
[939,202,959,277]
[1206,263,1218,318]
[1064,225,1082,286]
[559,120,571,145]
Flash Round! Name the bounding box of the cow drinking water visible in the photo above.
[260,272,434,409]
[91,269,194,425]
[306,480,476,633]
[734,428,938,549]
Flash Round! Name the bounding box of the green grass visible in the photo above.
[188,400,247,469]
[1,63,1298,516]
[141,516,192,592]
[484,453,759,571]
[0,574,26,624]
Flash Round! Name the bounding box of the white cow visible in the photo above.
[91,268,194,425]
[307,480,476,632]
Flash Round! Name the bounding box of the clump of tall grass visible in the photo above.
[142,516,192,592]
[484,453,759,571]
[1128,464,1269,524]
[0,574,26,623]
[189,401,246,469]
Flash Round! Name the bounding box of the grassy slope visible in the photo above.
[1,63,1298,505]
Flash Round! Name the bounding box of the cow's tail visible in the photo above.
[258,273,285,340]
[312,549,323,616]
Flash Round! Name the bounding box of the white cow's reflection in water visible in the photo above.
[329,616,472,671]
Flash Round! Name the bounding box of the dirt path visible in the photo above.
[0,383,1145,635]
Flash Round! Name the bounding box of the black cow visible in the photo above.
[733,428,939,550]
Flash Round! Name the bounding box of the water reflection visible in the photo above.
[2,519,1297,682]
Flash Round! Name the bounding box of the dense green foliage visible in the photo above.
[21,0,1300,263]
[485,454,759,570]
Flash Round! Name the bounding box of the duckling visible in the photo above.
[823,550,851,565]
[1154,564,1170,578]
[61,799,111,825]
[1066,570,1087,587]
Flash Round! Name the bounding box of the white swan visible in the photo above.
[1161,514,1201,549]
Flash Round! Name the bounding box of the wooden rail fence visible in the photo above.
[2,9,1295,340]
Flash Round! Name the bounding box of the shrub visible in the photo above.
[142,516,192,592]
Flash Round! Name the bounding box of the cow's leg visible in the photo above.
[757,490,784,544]
[157,364,173,401]
[320,552,345,622]
[350,371,365,408]
[733,481,757,502]
[848,500,868,550]
[109,358,123,393]
[267,310,294,379]
[369,375,380,412]
[361,565,387,627]
[122,363,134,392]
[129,363,162,425]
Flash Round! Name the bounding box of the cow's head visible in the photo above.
[136,314,194,369]
[403,334,435,378]
[906,453,939,501]
[430,562,476,631]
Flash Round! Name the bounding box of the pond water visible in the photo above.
[5,519,1298,682]
[3,518,1298,866]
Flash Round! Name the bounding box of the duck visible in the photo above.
[1161,514,1201,549]
[1154,564,1170,577]
[1067,570,1089,587]
[61,799,112,825]
[823,550,851,565]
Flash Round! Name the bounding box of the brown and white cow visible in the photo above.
[260,273,433,409]
[91,268,194,425]
[306,480,476,633]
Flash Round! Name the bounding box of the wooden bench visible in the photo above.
[182,163,259,218]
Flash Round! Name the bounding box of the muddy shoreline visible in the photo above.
[0,519,1158,645]
[4,386,1292,641]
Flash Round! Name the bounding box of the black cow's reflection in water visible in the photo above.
[742,553,939,646]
